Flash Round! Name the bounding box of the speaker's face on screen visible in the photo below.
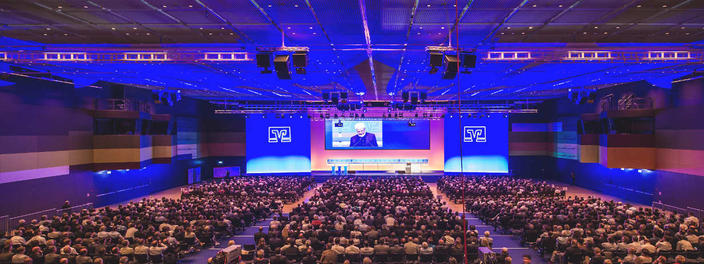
[354,123,366,136]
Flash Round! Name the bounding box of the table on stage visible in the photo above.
[327,158,429,174]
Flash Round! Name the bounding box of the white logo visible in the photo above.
[463,126,486,143]
[268,126,292,143]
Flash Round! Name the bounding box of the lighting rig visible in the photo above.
[256,46,309,79]
[425,46,476,79]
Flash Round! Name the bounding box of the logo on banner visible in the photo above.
[268,126,292,143]
[463,126,487,143]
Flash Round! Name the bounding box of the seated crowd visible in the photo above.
[0,176,313,264]
[439,176,704,264]
[228,176,495,264]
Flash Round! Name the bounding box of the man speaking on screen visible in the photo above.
[350,122,378,147]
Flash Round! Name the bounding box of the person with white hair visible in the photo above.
[349,122,378,147]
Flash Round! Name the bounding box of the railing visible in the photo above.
[4,203,93,232]
[652,202,704,221]
[56,203,94,215]
[0,215,9,235]
[687,207,704,221]
[617,96,652,111]
[9,208,56,229]
[96,99,152,113]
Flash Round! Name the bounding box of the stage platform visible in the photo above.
[311,171,445,182]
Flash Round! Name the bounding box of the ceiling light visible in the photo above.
[287,26,291,29]
[64,33,68,36]
[507,27,511,30]
[133,27,137,30]
[636,4,642,7]
[427,4,431,7]
[532,4,537,7]
[662,4,667,8]
[146,33,151,35]
[58,6,62,8]
[521,32,525,35]
[188,4,193,8]
[111,27,116,30]
[83,5,88,8]
[528,26,533,29]
[558,4,563,7]
[594,26,598,29]
[294,4,298,7]
[441,26,445,29]
[46,27,51,30]
[603,32,608,34]
[681,26,685,30]
[43,33,47,36]
[162,5,167,8]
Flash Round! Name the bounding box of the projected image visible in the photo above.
[331,120,383,148]
[325,119,430,150]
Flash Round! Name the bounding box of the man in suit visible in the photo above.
[349,123,378,147]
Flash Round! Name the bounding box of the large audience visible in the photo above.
[439,176,704,264]
[4,174,703,264]
[235,176,481,264]
[0,177,313,264]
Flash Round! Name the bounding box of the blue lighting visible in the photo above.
[217,161,223,164]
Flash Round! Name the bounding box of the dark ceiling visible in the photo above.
[0,0,703,101]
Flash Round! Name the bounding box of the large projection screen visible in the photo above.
[325,119,430,150]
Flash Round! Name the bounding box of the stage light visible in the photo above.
[218,161,223,164]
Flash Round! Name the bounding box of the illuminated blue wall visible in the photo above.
[444,114,509,173]
[245,114,311,174]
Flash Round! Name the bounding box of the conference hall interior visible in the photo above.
[1,0,703,263]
